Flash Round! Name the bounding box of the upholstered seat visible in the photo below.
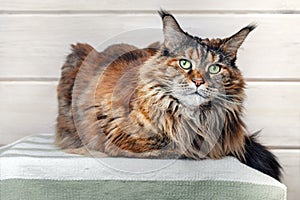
[0,133,286,200]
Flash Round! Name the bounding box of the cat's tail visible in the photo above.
[240,133,282,181]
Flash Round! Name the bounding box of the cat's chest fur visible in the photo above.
[104,76,224,159]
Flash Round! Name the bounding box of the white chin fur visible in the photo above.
[178,93,207,107]
[173,83,210,107]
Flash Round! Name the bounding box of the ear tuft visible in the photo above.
[245,23,257,32]
[158,10,188,50]
[220,23,257,61]
[158,9,172,19]
[158,9,183,33]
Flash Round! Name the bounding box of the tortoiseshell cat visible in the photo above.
[56,11,281,181]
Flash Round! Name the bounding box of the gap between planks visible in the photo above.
[1,78,300,83]
[1,10,300,15]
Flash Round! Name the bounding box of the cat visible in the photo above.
[56,10,282,181]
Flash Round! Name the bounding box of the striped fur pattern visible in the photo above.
[56,11,281,180]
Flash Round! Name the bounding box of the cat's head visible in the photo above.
[141,10,255,109]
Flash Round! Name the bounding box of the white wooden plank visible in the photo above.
[0,14,299,79]
[272,149,300,200]
[0,0,296,11]
[0,81,299,147]
[0,82,57,144]
[245,82,300,148]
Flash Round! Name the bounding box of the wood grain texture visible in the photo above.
[272,150,300,200]
[0,0,297,12]
[0,81,299,147]
[0,14,300,79]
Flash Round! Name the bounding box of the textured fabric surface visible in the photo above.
[0,134,286,200]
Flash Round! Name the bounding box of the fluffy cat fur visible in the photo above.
[56,10,282,181]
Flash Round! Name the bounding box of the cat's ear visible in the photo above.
[220,24,256,61]
[159,10,188,49]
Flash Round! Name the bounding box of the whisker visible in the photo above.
[213,95,243,105]
[198,89,243,105]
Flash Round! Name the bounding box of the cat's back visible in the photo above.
[56,42,158,149]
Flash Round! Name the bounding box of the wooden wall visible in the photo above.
[0,1,299,199]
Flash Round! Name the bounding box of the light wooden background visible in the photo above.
[0,1,299,199]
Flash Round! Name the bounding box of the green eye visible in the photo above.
[179,59,192,70]
[208,64,221,74]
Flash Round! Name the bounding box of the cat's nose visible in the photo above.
[192,78,204,87]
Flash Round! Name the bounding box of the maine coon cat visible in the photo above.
[56,10,281,181]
